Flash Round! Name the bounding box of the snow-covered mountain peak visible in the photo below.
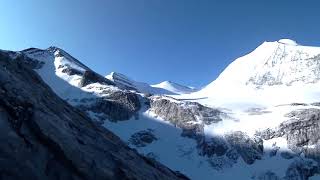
[189,40,320,106]
[277,38,298,46]
[156,80,174,86]
[22,46,88,70]
[21,47,117,98]
[152,81,197,94]
[204,39,320,88]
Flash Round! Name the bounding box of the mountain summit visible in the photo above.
[151,81,197,94]
[212,39,320,87]
[193,39,320,106]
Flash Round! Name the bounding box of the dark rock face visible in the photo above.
[129,129,158,147]
[5,50,45,70]
[284,160,319,180]
[225,131,263,165]
[150,97,223,126]
[79,70,115,87]
[258,108,320,159]
[283,109,320,151]
[225,149,239,163]
[181,123,204,140]
[258,109,320,152]
[252,161,319,180]
[254,108,320,179]
[303,145,320,164]
[256,128,283,141]
[198,136,228,157]
[78,91,141,121]
[0,51,188,180]
[60,65,83,76]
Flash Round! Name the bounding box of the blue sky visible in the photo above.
[1,0,320,87]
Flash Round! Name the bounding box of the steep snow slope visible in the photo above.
[211,39,320,87]
[22,47,118,100]
[181,39,320,108]
[152,81,197,95]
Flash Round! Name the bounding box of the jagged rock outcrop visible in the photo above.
[284,109,320,150]
[198,136,229,157]
[253,108,320,178]
[259,108,320,157]
[225,149,240,163]
[251,160,319,180]
[129,129,158,147]
[79,70,115,87]
[180,123,204,140]
[225,131,263,165]
[150,96,223,126]
[15,52,45,69]
[60,64,83,76]
[78,91,141,121]
[0,51,188,180]
[256,128,283,140]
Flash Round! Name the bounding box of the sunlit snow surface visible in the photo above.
[101,108,301,180]
[151,80,197,94]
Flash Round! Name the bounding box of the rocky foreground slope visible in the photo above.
[0,51,188,179]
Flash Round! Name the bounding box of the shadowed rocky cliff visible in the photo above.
[0,51,188,180]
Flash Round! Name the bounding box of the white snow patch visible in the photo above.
[278,39,298,46]
[152,81,197,95]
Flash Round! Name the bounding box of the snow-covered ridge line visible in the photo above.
[106,71,195,95]
[152,80,197,94]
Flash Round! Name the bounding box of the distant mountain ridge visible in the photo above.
[151,81,197,95]
[106,71,196,95]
